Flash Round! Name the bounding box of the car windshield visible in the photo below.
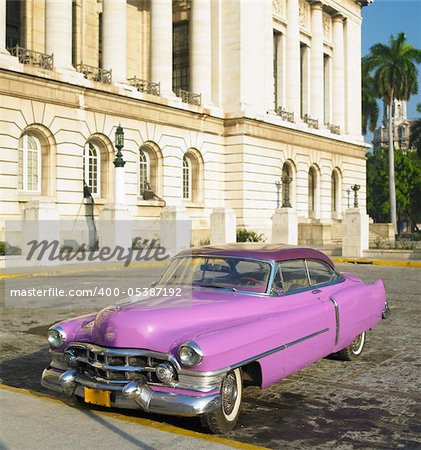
[158,256,272,293]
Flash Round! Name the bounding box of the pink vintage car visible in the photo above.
[41,244,390,433]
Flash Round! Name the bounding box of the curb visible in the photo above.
[1,257,420,280]
[332,258,421,268]
[0,261,168,279]
[0,383,267,450]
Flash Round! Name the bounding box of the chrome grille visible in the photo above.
[66,343,178,385]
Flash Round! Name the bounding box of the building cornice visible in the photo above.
[355,0,373,6]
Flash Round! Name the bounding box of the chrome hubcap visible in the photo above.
[222,372,238,416]
[351,333,364,353]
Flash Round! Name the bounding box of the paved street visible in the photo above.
[0,263,420,449]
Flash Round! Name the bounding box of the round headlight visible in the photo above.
[178,341,203,367]
[47,327,66,348]
[155,362,176,385]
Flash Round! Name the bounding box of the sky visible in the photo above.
[361,0,421,142]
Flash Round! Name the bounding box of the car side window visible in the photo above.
[306,260,336,286]
[277,259,310,293]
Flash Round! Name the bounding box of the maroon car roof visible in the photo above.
[177,244,335,268]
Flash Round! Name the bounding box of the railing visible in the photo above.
[303,114,319,129]
[75,62,112,84]
[8,45,53,70]
[325,123,341,135]
[178,89,201,106]
[276,107,295,123]
[128,76,160,96]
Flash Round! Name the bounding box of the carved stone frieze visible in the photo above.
[273,0,285,18]
[322,12,332,41]
[299,0,310,29]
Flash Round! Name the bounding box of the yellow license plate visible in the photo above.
[84,387,111,407]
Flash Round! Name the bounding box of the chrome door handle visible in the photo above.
[312,289,321,294]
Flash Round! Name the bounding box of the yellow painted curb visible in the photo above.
[0,261,168,279]
[0,384,267,450]
[332,257,421,268]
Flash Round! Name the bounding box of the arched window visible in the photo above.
[331,168,342,218]
[83,142,100,196]
[138,143,161,199]
[139,149,150,194]
[18,134,41,192]
[308,166,317,218]
[183,155,192,200]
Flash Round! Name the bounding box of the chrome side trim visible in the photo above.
[230,327,330,369]
[329,296,340,345]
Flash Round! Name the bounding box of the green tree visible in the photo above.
[361,58,379,134]
[409,103,421,158]
[365,33,421,234]
[367,147,421,229]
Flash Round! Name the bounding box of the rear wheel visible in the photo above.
[337,331,366,361]
[200,368,242,434]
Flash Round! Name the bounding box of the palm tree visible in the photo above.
[365,33,421,234]
[410,103,421,158]
[361,58,379,135]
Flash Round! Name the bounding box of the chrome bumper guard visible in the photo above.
[382,300,391,319]
[41,367,220,417]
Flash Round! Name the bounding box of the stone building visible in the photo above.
[373,100,414,151]
[0,0,371,246]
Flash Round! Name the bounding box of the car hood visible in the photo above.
[73,289,273,353]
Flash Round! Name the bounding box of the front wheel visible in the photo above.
[200,368,242,434]
[337,331,366,361]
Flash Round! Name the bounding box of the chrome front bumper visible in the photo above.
[41,367,221,417]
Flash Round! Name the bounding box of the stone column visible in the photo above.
[151,0,174,97]
[210,208,236,245]
[102,0,127,84]
[285,0,301,118]
[310,1,324,123]
[272,208,298,245]
[344,17,362,138]
[190,0,212,105]
[22,201,60,266]
[342,208,369,257]
[45,0,74,71]
[332,14,345,131]
[160,207,191,256]
[98,204,132,251]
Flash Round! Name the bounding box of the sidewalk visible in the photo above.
[0,385,261,450]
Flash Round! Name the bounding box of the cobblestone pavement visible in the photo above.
[1,263,420,449]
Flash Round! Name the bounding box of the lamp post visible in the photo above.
[351,184,360,208]
[282,175,292,208]
[114,124,126,205]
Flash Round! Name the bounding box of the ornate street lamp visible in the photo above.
[282,175,292,208]
[114,124,126,167]
[351,184,360,208]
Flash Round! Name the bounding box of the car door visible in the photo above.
[259,259,337,386]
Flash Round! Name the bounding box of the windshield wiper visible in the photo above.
[196,284,237,292]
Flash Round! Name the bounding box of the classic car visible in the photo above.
[41,244,390,433]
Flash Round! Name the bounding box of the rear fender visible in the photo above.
[333,279,386,351]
